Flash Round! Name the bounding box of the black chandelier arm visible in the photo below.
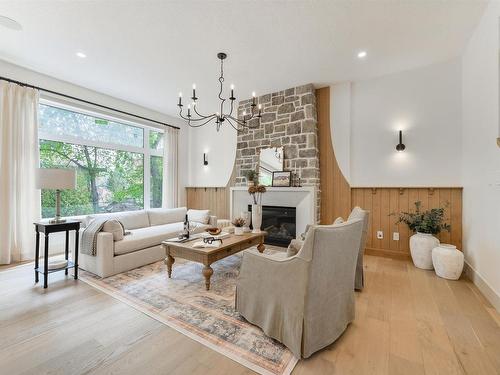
[228,97,235,117]
[224,117,242,132]
[178,108,216,122]
[187,115,218,128]
[226,115,258,129]
[192,105,214,119]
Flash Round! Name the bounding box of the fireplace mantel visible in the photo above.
[230,186,316,238]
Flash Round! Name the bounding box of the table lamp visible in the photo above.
[36,168,77,223]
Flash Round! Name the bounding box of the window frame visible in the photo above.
[38,98,165,214]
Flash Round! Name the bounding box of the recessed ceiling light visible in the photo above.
[357,51,367,59]
[76,52,87,58]
[0,15,22,31]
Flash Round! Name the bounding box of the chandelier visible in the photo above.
[177,52,261,131]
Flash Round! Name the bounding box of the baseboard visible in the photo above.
[463,261,500,313]
[365,247,411,260]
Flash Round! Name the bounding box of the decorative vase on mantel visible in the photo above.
[409,232,440,270]
[251,204,262,233]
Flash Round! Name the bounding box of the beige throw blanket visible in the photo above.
[80,217,125,256]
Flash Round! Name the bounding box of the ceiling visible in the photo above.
[0,0,487,117]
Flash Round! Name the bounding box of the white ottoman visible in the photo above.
[432,244,464,280]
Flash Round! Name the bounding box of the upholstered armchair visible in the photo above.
[235,220,364,358]
[288,206,369,290]
[347,207,369,289]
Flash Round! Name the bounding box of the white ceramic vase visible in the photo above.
[432,244,464,280]
[409,232,440,270]
[251,204,262,233]
[234,226,244,236]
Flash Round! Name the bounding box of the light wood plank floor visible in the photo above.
[1,255,499,375]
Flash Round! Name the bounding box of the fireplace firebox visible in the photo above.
[248,205,296,247]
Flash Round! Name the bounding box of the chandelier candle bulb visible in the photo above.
[178,92,182,106]
[192,84,196,100]
[230,84,235,100]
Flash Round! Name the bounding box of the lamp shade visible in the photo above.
[36,168,76,190]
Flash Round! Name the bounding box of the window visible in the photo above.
[39,103,165,218]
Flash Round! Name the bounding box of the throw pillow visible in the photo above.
[333,217,344,225]
[187,209,210,224]
[102,219,125,241]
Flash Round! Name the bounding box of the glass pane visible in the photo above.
[39,104,144,148]
[149,130,164,150]
[150,156,163,208]
[40,139,144,217]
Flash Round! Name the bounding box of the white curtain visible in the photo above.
[0,82,40,264]
[163,127,179,208]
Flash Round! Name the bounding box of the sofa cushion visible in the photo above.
[147,207,187,226]
[114,221,209,256]
[87,210,150,230]
[102,219,125,241]
[188,209,210,224]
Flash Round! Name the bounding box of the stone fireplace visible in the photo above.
[235,83,320,222]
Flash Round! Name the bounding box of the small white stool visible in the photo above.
[432,244,464,280]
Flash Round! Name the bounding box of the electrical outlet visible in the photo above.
[377,231,383,239]
[393,232,400,241]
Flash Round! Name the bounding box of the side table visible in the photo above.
[34,220,81,288]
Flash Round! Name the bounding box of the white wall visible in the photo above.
[461,1,500,310]
[0,59,190,255]
[347,59,462,187]
[187,118,237,187]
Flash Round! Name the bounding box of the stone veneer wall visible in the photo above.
[235,84,320,222]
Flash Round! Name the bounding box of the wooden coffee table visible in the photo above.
[162,232,266,290]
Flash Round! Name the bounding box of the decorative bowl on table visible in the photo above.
[206,227,222,236]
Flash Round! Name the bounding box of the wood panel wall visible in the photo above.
[186,186,231,220]
[316,87,352,224]
[351,187,463,259]
[186,169,235,220]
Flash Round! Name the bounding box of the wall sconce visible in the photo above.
[396,130,406,152]
[203,153,208,166]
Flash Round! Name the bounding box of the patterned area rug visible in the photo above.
[79,247,298,375]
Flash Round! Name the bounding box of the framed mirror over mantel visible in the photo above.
[258,147,284,186]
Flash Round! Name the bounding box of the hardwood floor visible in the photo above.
[1,255,499,375]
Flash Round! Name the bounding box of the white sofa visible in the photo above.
[79,207,216,278]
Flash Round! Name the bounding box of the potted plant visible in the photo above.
[243,170,258,186]
[232,217,246,236]
[248,184,266,233]
[393,201,450,270]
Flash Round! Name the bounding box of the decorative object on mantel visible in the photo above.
[392,201,450,269]
[432,244,464,280]
[176,52,261,131]
[396,130,406,152]
[272,171,292,187]
[231,217,246,235]
[248,185,266,233]
[291,172,302,187]
[243,169,258,186]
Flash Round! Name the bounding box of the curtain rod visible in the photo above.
[0,76,180,130]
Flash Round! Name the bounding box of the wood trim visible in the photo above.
[316,87,351,224]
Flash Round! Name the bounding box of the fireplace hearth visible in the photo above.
[249,205,296,247]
